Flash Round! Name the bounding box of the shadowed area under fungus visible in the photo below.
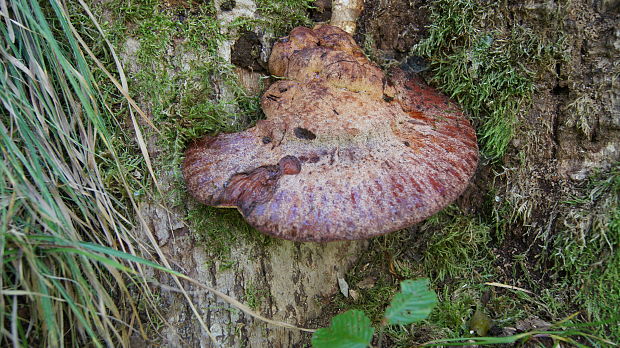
[183,25,478,242]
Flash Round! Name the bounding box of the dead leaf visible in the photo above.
[356,276,376,289]
[338,277,349,298]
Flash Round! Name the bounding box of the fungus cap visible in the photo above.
[183,25,479,242]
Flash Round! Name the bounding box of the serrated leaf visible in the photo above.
[384,279,437,325]
[311,310,374,348]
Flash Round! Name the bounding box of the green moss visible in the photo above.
[78,0,316,265]
[255,0,314,37]
[419,206,493,281]
[188,205,272,262]
[333,202,608,345]
[334,207,518,344]
[66,2,152,204]
[427,287,477,335]
[340,278,399,324]
[84,0,277,261]
[82,0,316,263]
[414,0,563,160]
[226,0,314,41]
[87,0,255,149]
[244,281,268,311]
[547,165,620,340]
[414,208,507,339]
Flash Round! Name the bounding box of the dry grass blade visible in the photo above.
[157,282,317,333]
[484,282,534,294]
[0,0,158,346]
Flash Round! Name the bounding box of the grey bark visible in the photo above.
[143,203,367,347]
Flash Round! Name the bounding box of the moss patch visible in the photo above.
[188,206,272,262]
[334,188,619,345]
[414,0,564,160]
[330,206,513,345]
[254,0,315,36]
[547,165,620,339]
[85,0,315,262]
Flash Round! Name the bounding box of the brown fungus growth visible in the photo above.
[183,25,479,242]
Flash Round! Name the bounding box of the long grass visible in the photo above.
[0,1,316,346]
[0,0,164,345]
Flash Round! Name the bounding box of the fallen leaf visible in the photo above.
[356,277,376,289]
[349,289,359,301]
[338,277,349,298]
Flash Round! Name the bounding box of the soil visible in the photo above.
[231,30,268,73]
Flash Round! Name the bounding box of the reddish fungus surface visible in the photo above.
[183,25,479,242]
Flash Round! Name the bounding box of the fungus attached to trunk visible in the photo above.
[183,25,479,242]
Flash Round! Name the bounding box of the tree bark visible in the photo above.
[143,203,367,347]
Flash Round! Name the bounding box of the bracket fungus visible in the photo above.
[183,25,479,242]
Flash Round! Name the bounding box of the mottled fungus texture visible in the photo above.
[183,25,479,242]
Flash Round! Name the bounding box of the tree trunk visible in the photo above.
[143,203,367,347]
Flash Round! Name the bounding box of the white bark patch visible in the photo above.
[331,0,364,34]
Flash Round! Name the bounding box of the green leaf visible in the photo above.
[311,310,374,348]
[384,279,438,325]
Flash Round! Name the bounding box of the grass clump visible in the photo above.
[414,0,562,160]
[1,0,165,345]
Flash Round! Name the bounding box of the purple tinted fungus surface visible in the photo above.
[183,25,479,242]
